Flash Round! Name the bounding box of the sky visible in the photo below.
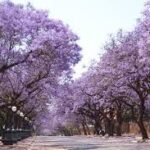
[9,0,146,77]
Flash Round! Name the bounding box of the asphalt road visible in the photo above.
[1,135,150,150]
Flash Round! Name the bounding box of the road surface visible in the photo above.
[1,135,150,150]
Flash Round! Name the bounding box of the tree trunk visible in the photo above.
[108,110,114,136]
[94,119,102,135]
[116,124,122,136]
[76,125,81,135]
[116,109,123,136]
[94,123,100,135]
[81,123,87,135]
[138,121,148,139]
[137,99,149,139]
[85,123,91,135]
[105,118,114,136]
[108,120,114,136]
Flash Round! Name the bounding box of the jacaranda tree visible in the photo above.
[0,1,81,130]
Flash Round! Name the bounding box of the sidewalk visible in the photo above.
[0,137,34,150]
[0,136,65,150]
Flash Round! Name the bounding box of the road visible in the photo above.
[1,136,150,150]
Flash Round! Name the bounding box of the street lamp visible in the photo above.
[19,112,24,118]
[19,112,25,131]
[114,116,117,120]
[25,117,28,121]
[17,110,21,115]
[11,106,17,130]
[11,106,17,112]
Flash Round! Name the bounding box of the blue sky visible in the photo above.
[10,0,145,77]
